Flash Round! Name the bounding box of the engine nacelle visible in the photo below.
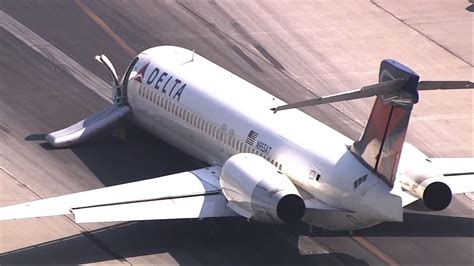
[400,173,452,211]
[399,144,452,211]
[220,153,305,224]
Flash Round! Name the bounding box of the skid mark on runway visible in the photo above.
[0,10,112,102]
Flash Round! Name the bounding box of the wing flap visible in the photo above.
[72,194,235,223]
[0,166,238,222]
[46,104,131,148]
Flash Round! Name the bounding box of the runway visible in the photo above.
[0,0,472,264]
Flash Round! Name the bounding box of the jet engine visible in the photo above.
[220,153,305,224]
[400,169,452,211]
[398,144,452,211]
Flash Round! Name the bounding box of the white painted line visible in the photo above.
[0,10,112,103]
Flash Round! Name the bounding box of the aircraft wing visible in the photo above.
[0,166,238,223]
[430,158,474,194]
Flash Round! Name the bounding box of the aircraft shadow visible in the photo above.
[0,219,366,265]
[30,120,206,186]
[304,212,473,238]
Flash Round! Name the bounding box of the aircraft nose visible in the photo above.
[360,182,403,223]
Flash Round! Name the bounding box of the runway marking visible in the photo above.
[75,0,137,57]
[0,10,112,103]
[352,236,399,266]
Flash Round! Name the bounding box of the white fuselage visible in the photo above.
[125,46,402,231]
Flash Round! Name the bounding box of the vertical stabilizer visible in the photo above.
[351,60,420,186]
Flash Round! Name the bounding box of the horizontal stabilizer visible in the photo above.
[271,79,405,112]
[0,166,238,222]
[418,81,474,90]
[46,104,131,148]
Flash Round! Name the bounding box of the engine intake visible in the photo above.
[277,194,305,224]
[398,144,453,211]
[422,181,452,211]
[220,153,305,224]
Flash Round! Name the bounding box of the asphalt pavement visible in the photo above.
[0,0,472,265]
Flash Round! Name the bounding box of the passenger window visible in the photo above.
[279,164,282,171]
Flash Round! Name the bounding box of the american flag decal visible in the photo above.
[246,130,259,146]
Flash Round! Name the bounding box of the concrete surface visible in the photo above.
[0,0,472,265]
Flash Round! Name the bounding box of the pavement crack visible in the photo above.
[0,167,43,200]
[369,0,472,67]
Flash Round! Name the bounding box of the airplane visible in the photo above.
[0,45,473,231]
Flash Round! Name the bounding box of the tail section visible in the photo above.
[351,60,420,186]
[271,58,472,186]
